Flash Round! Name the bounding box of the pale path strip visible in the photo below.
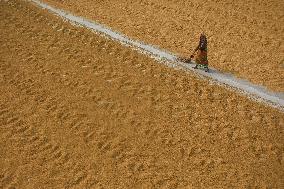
[29,0,284,111]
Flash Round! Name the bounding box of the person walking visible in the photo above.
[192,32,209,72]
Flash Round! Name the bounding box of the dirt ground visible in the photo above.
[0,0,284,188]
[42,0,284,92]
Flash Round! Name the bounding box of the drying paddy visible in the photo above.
[0,0,283,188]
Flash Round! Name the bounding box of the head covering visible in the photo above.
[199,33,207,51]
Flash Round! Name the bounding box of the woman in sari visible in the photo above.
[192,32,209,72]
[178,33,209,72]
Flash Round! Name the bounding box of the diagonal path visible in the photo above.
[29,0,284,111]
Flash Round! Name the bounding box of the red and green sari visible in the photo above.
[195,48,208,68]
[195,34,208,68]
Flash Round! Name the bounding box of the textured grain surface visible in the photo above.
[43,0,284,92]
[0,0,283,188]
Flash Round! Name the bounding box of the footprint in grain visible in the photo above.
[1,110,69,168]
[68,114,87,131]
[110,140,128,161]
[0,112,24,138]
[84,176,100,189]
[28,137,70,167]
[0,171,16,189]
[98,140,112,154]
[0,106,10,118]
[8,122,30,138]
[65,172,87,189]
[83,131,95,144]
